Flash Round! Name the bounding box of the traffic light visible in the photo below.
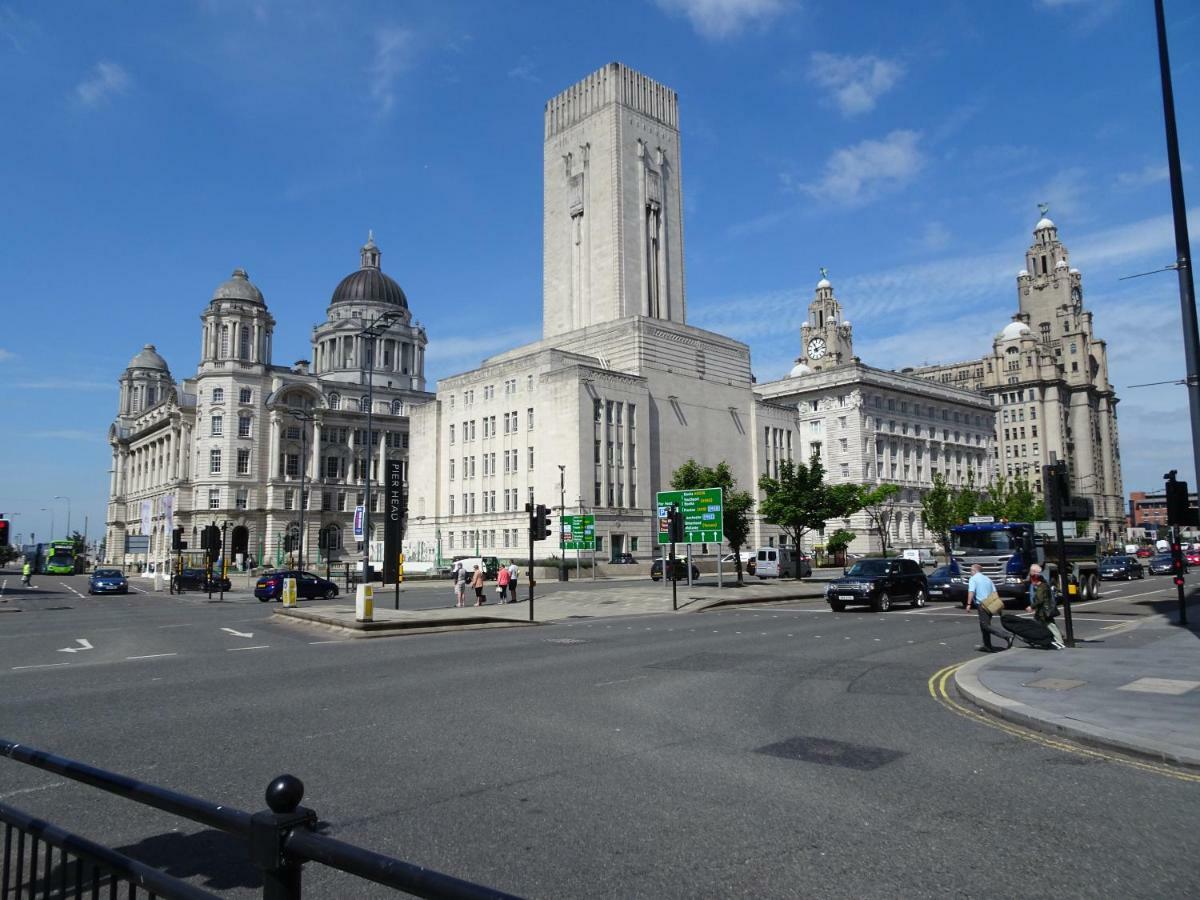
[171,526,185,551]
[1043,461,1070,519]
[1165,470,1197,526]
[200,525,220,560]
[0,518,8,547]
[534,504,553,541]
[667,504,685,543]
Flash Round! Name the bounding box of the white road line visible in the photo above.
[226,645,270,652]
[0,782,65,800]
[595,675,649,687]
[0,579,6,598]
[127,585,148,594]
[307,640,350,645]
[126,653,178,660]
[158,623,192,629]
[12,663,71,671]
[58,581,85,599]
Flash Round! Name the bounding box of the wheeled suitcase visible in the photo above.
[1000,613,1056,649]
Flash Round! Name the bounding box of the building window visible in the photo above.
[392,400,403,415]
[208,488,220,509]
[237,449,250,475]
[284,489,294,510]
[449,458,456,480]
[211,415,223,436]
[219,326,229,358]
[528,447,534,471]
[321,525,342,551]
[238,415,251,437]
[285,454,299,477]
[211,387,224,403]
[286,426,300,440]
[449,424,455,445]
[527,407,534,429]
[329,393,341,410]
[209,449,222,474]
[236,488,248,510]
[239,328,250,360]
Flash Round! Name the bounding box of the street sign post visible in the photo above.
[561,514,596,550]
[655,488,724,544]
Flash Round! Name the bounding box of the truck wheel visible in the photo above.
[1086,573,1100,601]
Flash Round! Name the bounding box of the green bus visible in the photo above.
[43,541,76,575]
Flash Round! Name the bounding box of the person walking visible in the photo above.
[1027,564,1065,649]
[471,564,485,606]
[496,562,511,601]
[507,560,519,602]
[453,562,467,608]
[21,559,33,586]
[965,563,1012,652]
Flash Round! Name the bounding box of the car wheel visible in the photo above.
[830,600,846,612]
[258,596,270,603]
[872,592,892,613]
[911,588,927,609]
[323,588,336,600]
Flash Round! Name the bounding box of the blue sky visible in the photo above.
[1,0,1197,546]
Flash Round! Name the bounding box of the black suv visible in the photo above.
[650,558,701,582]
[825,557,928,612]
[1098,555,1144,581]
[171,568,232,592]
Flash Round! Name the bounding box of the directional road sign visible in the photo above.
[655,488,724,544]
[562,514,596,551]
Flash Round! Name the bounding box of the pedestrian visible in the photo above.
[1026,564,1065,649]
[496,562,510,601]
[471,564,485,606]
[453,562,467,608]
[21,559,33,586]
[965,563,1012,652]
[507,560,519,602]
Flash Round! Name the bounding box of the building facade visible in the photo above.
[106,238,432,572]
[909,216,1124,540]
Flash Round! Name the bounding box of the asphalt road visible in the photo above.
[1,569,1197,898]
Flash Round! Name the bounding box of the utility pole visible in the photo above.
[290,408,315,572]
[558,464,567,582]
[359,311,400,586]
[1154,0,1200,485]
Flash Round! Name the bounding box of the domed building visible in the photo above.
[105,235,433,574]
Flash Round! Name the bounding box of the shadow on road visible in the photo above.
[116,828,263,892]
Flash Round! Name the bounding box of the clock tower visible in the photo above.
[797,271,854,372]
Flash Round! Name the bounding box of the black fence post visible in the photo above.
[249,775,316,900]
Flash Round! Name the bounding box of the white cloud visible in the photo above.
[794,130,923,206]
[915,221,952,252]
[808,52,904,117]
[0,6,38,51]
[1030,167,1088,221]
[508,56,539,83]
[369,27,415,113]
[655,0,786,39]
[0,348,15,362]
[74,61,130,106]
[1115,164,1170,189]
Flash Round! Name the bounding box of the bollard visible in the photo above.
[355,583,374,622]
[153,572,164,592]
[282,577,297,608]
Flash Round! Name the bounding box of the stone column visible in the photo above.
[1097,395,1116,526]
[268,412,282,480]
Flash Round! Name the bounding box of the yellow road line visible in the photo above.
[928,662,1200,784]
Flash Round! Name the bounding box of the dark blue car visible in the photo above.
[88,568,129,595]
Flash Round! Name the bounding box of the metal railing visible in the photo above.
[1,739,521,900]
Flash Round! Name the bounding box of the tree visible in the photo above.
[758,456,857,578]
[856,483,902,557]
[979,474,1045,522]
[920,472,958,558]
[824,528,856,564]
[671,459,755,585]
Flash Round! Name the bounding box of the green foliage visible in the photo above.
[978,474,1046,523]
[825,528,856,554]
[854,483,901,556]
[758,456,859,576]
[671,459,755,584]
[0,545,17,566]
[921,472,959,557]
[68,531,87,557]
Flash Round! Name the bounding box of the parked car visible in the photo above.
[1098,555,1144,580]
[925,564,967,604]
[1187,549,1200,567]
[754,547,812,579]
[1148,553,1177,576]
[1135,547,1154,559]
[825,557,929,612]
[611,553,637,564]
[720,552,756,575]
[255,570,339,601]
[171,568,232,592]
[88,568,129,595]
[650,558,700,582]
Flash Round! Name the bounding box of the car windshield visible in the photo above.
[930,565,959,579]
[1153,554,1173,563]
[846,559,891,576]
[952,529,1018,553]
[1100,556,1130,565]
[94,569,122,578]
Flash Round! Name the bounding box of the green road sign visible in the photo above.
[562,514,596,550]
[655,488,724,544]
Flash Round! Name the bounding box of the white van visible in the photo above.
[901,548,936,567]
[755,547,791,578]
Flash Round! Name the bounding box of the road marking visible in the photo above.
[595,675,649,687]
[57,638,93,654]
[127,584,148,594]
[221,627,255,638]
[0,782,65,800]
[158,623,192,629]
[227,645,270,652]
[58,581,85,599]
[12,663,71,670]
[929,662,1200,784]
[0,579,6,598]
[307,640,351,645]
[126,653,178,660]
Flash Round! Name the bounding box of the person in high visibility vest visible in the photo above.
[21,560,33,586]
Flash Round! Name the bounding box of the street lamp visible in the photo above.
[358,310,401,581]
[558,464,567,581]
[53,496,71,539]
[288,408,315,571]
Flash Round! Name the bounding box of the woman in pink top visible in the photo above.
[496,563,511,601]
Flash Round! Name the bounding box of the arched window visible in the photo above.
[239,326,251,360]
[284,522,300,553]
[391,399,403,415]
[319,524,342,551]
[328,393,341,410]
[220,325,230,358]
[360,397,371,413]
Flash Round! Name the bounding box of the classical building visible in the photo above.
[754,277,996,551]
[908,215,1125,540]
[105,238,432,571]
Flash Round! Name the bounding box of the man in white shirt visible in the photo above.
[965,563,1012,652]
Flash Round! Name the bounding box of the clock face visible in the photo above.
[807,337,828,360]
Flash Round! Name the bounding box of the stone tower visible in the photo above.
[798,273,854,372]
[542,62,686,338]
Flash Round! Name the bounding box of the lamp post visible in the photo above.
[53,496,71,539]
[359,310,401,582]
[557,464,567,581]
[289,408,315,571]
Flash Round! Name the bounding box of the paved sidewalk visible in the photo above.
[955,619,1200,768]
[273,578,827,634]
